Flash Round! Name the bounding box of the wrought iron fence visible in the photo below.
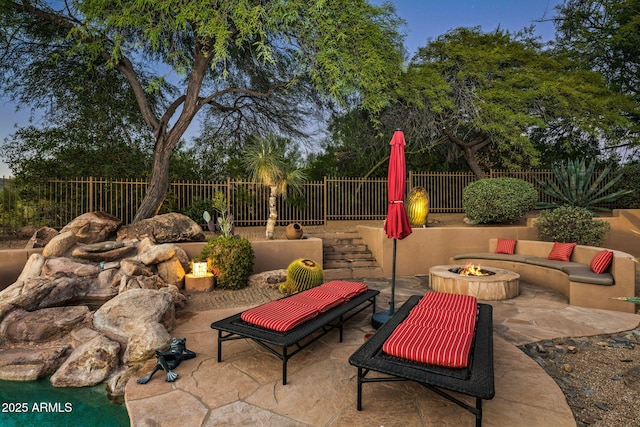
[0,170,622,234]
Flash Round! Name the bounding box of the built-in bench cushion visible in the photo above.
[524,257,584,271]
[561,265,614,285]
[453,252,528,263]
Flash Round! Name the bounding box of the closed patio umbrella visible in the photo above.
[372,130,412,328]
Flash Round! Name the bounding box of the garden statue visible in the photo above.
[136,337,196,384]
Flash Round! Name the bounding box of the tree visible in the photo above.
[243,135,306,240]
[0,0,404,221]
[396,27,637,178]
[553,0,640,97]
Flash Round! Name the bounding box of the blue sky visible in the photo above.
[0,0,562,177]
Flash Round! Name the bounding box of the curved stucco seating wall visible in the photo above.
[452,239,636,313]
[0,238,323,292]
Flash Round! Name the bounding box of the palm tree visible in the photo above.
[244,136,306,239]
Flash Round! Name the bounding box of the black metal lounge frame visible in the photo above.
[211,289,379,385]
[349,295,494,427]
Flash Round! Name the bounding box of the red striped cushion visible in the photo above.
[417,292,477,315]
[382,323,474,368]
[319,280,368,300]
[405,306,477,334]
[495,238,517,255]
[241,300,319,332]
[590,250,613,274]
[287,288,345,312]
[547,242,577,262]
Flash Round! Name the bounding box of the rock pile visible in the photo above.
[0,212,206,399]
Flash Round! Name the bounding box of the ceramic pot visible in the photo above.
[285,223,303,239]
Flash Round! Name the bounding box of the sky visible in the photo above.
[0,0,562,177]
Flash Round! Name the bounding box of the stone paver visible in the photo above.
[125,278,640,427]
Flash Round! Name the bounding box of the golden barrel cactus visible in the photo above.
[281,258,324,294]
[406,186,430,227]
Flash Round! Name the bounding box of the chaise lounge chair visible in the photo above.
[349,293,494,427]
[211,280,379,385]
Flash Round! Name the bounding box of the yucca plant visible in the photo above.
[536,159,633,212]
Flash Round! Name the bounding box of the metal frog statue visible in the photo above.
[137,337,196,384]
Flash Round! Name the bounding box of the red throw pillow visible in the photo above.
[590,250,614,274]
[547,242,577,262]
[495,238,517,255]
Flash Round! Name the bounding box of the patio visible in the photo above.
[124,276,640,426]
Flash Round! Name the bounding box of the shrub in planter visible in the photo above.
[197,236,254,289]
[463,178,537,224]
[535,205,611,246]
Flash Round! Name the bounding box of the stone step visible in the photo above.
[323,266,385,280]
[324,252,375,261]
[324,259,379,269]
[323,243,369,253]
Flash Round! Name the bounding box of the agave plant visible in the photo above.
[536,159,633,212]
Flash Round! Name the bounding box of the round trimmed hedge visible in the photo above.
[462,177,537,224]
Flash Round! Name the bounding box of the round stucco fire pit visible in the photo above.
[429,265,520,300]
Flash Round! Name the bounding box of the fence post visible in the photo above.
[88,176,94,213]
[323,176,327,226]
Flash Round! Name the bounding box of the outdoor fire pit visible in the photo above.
[429,264,520,300]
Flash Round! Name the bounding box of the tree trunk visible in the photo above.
[133,136,175,222]
[265,186,278,240]
[442,129,490,179]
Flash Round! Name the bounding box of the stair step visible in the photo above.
[324,259,379,269]
[323,243,369,253]
[324,252,375,261]
[323,267,385,280]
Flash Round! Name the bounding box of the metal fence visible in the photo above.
[0,170,620,234]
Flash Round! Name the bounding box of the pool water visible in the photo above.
[0,378,129,427]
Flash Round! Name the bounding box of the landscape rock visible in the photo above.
[60,211,122,244]
[0,345,69,381]
[0,277,78,321]
[42,231,77,257]
[71,244,136,262]
[50,335,120,387]
[118,275,166,293]
[92,289,176,362]
[25,226,59,248]
[42,257,92,277]
[0,306,90,343]
[248,269,287,289]
[138,243,178,265]
[15,253,46,283]
[116,212,204,243]
[156,257,186,288]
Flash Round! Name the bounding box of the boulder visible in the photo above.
[0,345,69,381]
[42,231,77,257]
[119,259,154,277]
[92,289,176,363]
[60,211,122,244]
[15,253,46,283]
[138,243,178,265]
[0,306,90,343]
[50,335,120,387]
[42,257,93,277]
[0,277,78,321]
[157,257,186,288]
[118,275,166,293]
[116,212,205,243]
[71,244,136,262]
[25,226,59,249]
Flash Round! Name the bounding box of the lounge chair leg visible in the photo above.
[282,347,288,385]
[476,397,482,427]
[356,368,363,411]
[217,330,223,362]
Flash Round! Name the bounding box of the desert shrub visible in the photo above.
[181,197,214,224]
[197,236,254,289]
[462,178,537,224]
[535,205,611,246]
[614,162,640,208]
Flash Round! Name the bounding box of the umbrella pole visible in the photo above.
[371,238,397,329]
[390,238,396,314]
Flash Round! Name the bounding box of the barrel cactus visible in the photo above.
[281,258,324,294]
[406,186,430,227]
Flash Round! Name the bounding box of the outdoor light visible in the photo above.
[192,262,208,278]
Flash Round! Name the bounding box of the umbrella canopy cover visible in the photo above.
[383,130,412,240]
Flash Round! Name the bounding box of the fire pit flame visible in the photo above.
[451,263,494,277]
